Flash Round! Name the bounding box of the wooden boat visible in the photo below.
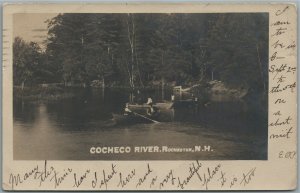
[128,102,173,111]
[112,101,175,125]
[128,102,174,122]
[128,102,173,108]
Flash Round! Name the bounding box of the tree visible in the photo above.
[13,37,44,89]
[44,13,268,93]
[47,14,91,85]
[206,13,268,92]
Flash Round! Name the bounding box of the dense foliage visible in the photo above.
[13,13,268,93]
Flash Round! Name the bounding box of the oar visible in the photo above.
[132,112,160,123]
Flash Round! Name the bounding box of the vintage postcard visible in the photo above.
[2,3,297,191]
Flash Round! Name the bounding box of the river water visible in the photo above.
[13,88,267,160]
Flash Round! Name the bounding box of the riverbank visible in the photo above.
[13,84,173,102]
[183,80,249,102]
[14,80,266,107]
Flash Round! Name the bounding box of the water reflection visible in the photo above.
[13,88,267,160]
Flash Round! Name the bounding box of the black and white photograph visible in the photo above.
[13,12,269,160]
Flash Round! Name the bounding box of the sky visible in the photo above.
[13,13,58,46]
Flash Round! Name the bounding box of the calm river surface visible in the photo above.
[13,88,267,160]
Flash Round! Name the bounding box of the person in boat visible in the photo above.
[147,103,159,117]
[124,103,133,116]
[146,96,159,116]
[146,97,153,106]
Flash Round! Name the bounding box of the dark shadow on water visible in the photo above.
[13,88,267,160]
